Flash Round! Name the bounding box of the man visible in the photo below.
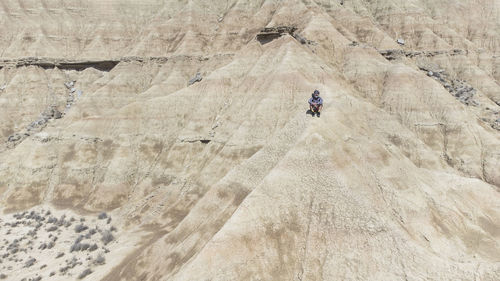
[308,89,323,117]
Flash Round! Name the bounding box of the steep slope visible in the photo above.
[0,1,499,280]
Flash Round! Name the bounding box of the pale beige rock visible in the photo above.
[0,0,499,280]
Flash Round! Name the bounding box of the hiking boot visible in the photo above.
[311,111,315,117]
[317,112,321,117]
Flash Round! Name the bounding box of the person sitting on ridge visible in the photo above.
[308,89,323,117]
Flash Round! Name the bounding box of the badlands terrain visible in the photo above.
[0,0,499,280]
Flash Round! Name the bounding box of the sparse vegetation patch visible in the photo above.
[0,207,120,280]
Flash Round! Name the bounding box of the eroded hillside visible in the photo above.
[0,0,499,280]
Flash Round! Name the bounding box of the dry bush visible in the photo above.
[74,224,88,233]
[101,231,114,245]
[78,268,92,279]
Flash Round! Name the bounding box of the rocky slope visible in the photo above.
[0,0,499,280]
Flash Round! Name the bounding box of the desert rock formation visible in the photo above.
[0,0,499,280]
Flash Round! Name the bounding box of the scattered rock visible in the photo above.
[378,49,405,60]
[492,118,500,130]
[379,49,463,61]
[6,104,63,147]
[188,72,202,86]
[42,106,62,120]
[97,212,107,220]
[64,81,75,89]
[397,38,405,45]
[7,134,22,142]
[419,67,478,106]
[292,33,316,45]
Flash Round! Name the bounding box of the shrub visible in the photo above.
[101,230,114,245]
[47,225,57,232]
[80,243,90,251]
[75,235,84,244]
[78,269,92,279]
[70,243,82,252]
[24,258,36,267]
[74,224,88,233]
[94,254,105,265]
[89,244,98,252]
